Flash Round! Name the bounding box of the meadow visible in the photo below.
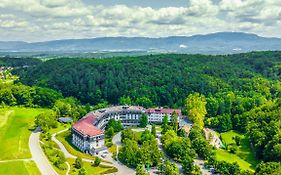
[216,130,259,171]
[0,107,48,160]
[0,161,40,175]
[0,107,47,175]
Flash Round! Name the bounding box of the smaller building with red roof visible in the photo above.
[146,108,181,123]
[72,113,105,152]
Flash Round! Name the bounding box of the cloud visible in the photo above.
[0,0,280,41]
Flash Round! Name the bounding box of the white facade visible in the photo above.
[72,106,181,153]
[72,130,105,152]
[148,113,172,123]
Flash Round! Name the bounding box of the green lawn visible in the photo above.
[0,110,13,128]
[217,130,259,171]
[0,161,40,175]
[56,130,112,164]
[49,122,71,135]
[56,130,97,160]
[0,107,49,160]
[67,158,117,175]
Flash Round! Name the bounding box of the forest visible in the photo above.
[7,51,281,173]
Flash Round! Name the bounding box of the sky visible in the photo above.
[0,0,280,42]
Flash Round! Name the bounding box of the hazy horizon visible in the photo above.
[0,0,280,42]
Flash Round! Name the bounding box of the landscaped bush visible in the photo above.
[41,144,67,170]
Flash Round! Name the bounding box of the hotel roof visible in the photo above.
[72,113,103,137]
[146,108,181,116]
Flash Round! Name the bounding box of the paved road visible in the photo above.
[29,128,58,175]
[52,129,76,159]
[108,132,136,175]
[194,159,211,175]
[52,129,135,174]
[0,158,32,163]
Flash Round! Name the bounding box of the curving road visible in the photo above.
[29,127,58,175]
[52,129,135,174]
[110,132,136,175]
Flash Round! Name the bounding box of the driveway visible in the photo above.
[29,127,58,175]
[109,132,136,175]
[52,129,134,175]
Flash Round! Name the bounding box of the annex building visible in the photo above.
[72,106,181,153]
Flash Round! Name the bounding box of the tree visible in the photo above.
[35,110,58,132]
[105,127,115,138]
[78,168,87,175]
[216,114,233,132]
[255,162,281,175]
[75,157,83,169]
[121,128,139,143]
[170,111,179,132]
[161,114,169,134]
[192,165,202,175]
[93,157,101,167]
[140,130,154,144]
[163,161,180,175]
[106,119,122,132]
[182,156,194,175]
[139,113,148,128]
[151,125,156,137]
[234,136,241,146]
[85,103,91,113]
[136,164,149,175]
[118,139,140,167]
[119,96,132,105]
[33,87,63,107]
[136,97,153,108]
[185,93,207,130]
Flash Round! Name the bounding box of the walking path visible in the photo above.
[52,129,112,164]
[0,158,32,163]
[51,129,135,174]
[29,127,58,175]
[110,132,137,175]
[66,162,70,175]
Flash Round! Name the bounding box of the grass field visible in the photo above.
[0,107,49,160]
[0,110,13,128]
[0,160,40,175]
[67,158,117,175]
[216,130,259,171]
[49,123,71,135]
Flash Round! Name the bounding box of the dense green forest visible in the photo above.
[10,51,281,171]
[0,57,42,67]
[16,51,280,106]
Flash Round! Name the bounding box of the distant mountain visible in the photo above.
[1,32,281,54]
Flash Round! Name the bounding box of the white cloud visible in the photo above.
[0,0,280,41]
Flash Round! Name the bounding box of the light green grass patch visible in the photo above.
[49,123,71,135]
[218,130,259,170]
[220,130,241,145]
[0,107,49,160]
[0,110,13,128]
[67,158,117,175]
[216,149,254,171]
[0,160,40,175]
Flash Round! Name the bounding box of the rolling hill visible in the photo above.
[1,32,281,54]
